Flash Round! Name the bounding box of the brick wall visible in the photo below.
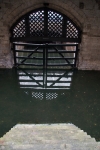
[0,0,100,70]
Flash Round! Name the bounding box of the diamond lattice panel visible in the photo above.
[66,21,78,38]
[29,10,44,37]
[46,93,58,100]
[13,19,26,37]
[48,11,63,37]
[32,92,43,100]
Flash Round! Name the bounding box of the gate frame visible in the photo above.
[12,42,79,69]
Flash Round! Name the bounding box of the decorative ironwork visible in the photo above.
[29,10,44,37]
[10,7,81,42]
[46,93,58,100]
[13,19,26,37]
[32,92,43,100]
[66,21,78,38]
[48,11,63,37]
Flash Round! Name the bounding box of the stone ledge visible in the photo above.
[0,124,100,150]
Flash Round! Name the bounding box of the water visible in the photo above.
[0,68,100,141]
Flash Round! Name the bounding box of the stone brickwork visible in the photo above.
[0,0,100,70]
[0,124,100,150]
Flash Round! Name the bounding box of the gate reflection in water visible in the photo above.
[18,69,73,89]
[0,69,100,141]
[17,69,73,100]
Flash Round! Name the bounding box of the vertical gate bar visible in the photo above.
[45,44,48,87]
[62,16,67,38]
[46,43,48,69]
[13,43,17,67]
[74,44,78,68]
[43,45,45,69]
[44,7,48,37]
[43,45,45,88]
[25,15,30,37]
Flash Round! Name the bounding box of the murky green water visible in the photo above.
[0,68,100,141]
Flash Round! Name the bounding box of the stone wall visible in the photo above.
[0,0,100,70]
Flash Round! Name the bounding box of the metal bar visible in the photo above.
[47,64,73,66]
[15,50,76,53]
[18,80,43,82]
[53,46,73,67]
[46,86,70,88]
[16,63,43,66]
[45,81,71,83]
[15,50,43,53]
[44,7,48,36]
[17,74,44,77]
[46,44,48,69]
[44,50,76,53]
[20,85,43,87]
[74,44,79,67]
[49,70,70,87]
[25,15,30,37]
[62,15,67,38]
[13,43,17,66]
[43,47,45,88]
[16,56,43,60]
[43,47,45,69]
[20,47,39,64]
[47,57,75,60]
[20,69,43,87]
[45,44,48,87]
[18,74,72,77]
[10,37,81,43]
[13,42,78,47]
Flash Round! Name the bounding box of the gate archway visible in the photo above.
[10,7,81,69]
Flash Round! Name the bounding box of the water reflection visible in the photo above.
[17,69,73,89]
[17,69,73,100]
[0,69,100,141]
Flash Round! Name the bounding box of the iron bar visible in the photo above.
[53,46,73,67]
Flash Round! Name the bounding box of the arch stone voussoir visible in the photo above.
[2,0,86,30]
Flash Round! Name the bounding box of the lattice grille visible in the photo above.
[46,93,58,100]
[48,11,63,37]
[32,92,43,100]
[13,19,26,37]
[29,10,44,37]
[66,21,78,38]
[12,8,81,41]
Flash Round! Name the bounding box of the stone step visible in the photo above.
[0,124,100,150]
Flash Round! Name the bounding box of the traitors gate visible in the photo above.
[10,7,81,69]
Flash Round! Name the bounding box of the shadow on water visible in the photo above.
[0,68,100,141]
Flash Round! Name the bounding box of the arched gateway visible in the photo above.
[10,7,81,69]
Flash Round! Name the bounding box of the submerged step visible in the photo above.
[0,124,100,150]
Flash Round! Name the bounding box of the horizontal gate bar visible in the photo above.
[47,51,76,53]
[16,57,43,60]
[20,85,43,87]
[18,80,71,83]
[11,37,81,43]
[47,57,75,60]
[18,74,72,77]
[13,42,78,47]
[16,63,43,66]
[16,56,75,60]
[47,64,74,66]
[15,50,76,53]
[15,50,43,53]
[18,80,43,82]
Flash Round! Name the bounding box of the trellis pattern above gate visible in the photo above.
[10,7,81,42]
